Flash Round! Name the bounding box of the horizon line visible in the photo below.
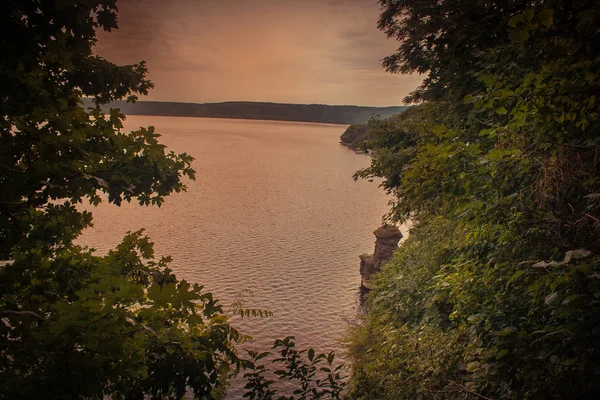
[82,97,408,109]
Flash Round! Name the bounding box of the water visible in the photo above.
[78,115,405,396]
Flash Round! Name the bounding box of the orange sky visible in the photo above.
[95,0,423,106]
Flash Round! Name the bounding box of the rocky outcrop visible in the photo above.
[359,226,403,289]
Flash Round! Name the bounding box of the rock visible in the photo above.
[359,253,376,289]
[359,226,402,289]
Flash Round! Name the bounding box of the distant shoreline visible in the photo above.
[83,99,408,125]
[124,114,352,128]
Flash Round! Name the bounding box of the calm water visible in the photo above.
[78,115,404,396]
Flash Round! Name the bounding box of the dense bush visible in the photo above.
[340,124,369,148]
[348,1,600,398]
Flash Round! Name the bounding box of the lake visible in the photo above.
[78,115,404,396]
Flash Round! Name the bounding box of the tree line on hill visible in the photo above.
[84,99,408,125]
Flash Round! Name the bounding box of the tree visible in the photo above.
[0,1,246,398]
[243,336,347,400]
[349,0,600,398]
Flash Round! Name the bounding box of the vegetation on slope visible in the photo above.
[339,124,370,150]
[340,110,409,151]
[348,1,600,399]
[87,99,407,125]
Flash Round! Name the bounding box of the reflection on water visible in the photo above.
[78,115,404,397]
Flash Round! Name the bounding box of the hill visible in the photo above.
[339,111,407,151]
[83,99,407,125]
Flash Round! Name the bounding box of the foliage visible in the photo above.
[0,1,243,398]
[243,337,347,400]
[340,110,410,152]
[340,124,370,149]
[0,231,247,399]
[0,0,195,260]
[349,0,600,399]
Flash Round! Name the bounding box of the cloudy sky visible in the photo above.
[95,0,422,106]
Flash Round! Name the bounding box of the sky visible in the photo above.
[94,0,423,106]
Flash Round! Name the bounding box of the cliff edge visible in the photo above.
[359,226,403,289]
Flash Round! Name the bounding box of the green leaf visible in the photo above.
[478,74,495,87]
[545,292,558,305]
[508,14,525,28]
[327,352,335,364]
[496,349,510,359]
[524,9,535,23]
[506,270,525,288]
[256,352,270,361]
[562,295,581,305]
[509,29,530,43]
[466,361,481,372]
[431,124,446,135]
[537,9,554,28]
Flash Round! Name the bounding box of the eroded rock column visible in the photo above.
[359,226,402,289]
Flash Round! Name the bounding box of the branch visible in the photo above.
[472,118,519,135]
[0,310,45,320]
[444,378,496,400]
